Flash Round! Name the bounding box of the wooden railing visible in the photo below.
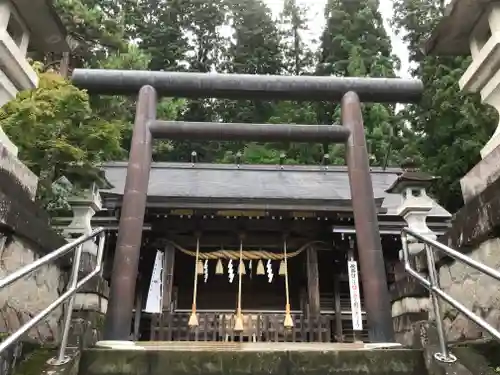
[150,310,368,343]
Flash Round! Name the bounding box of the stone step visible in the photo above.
[79,344,426,375]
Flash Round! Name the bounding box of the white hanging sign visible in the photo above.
[144,250,164,313]
[347,260,363,331]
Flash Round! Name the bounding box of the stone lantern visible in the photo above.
[386,161,440,345]
[61,170,112,345]
[62,167,112,256]
[65,183,102,232]
[386,160,439,255]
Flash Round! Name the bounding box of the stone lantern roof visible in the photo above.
[386,161,442,255]
[385,160,439,195]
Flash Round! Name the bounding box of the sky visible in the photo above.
[263,0,411,78]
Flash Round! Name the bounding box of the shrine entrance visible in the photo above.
[128,210,372,344]
[71,69,423,344]
[149,246,367,344]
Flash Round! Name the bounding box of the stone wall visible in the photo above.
[0,141,68,346]
[390,259,431,346]
[66,250,109,349]
[431,150,500,343]
[391,236,500,345]
[0,231,110,349]
[438,237,500,342]
[0,234,66,343]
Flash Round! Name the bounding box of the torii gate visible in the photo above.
[71,69,423,343]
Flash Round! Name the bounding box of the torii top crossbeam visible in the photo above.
[71,69,423,103]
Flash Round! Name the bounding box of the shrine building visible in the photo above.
[92,160,451,343]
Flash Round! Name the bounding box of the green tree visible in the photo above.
[316,0,408,167]
[0,64,124,210]
[220,0,283,124]
[131,0,229,161]
[280,0,314,75]
[52,0,133,69]
[392,0,497,212]
[208,0,285,164]
[226,0,283,77]
[266,0,330,165]
[131,0,189,71]
[91,46,187,160]
[183,0,228,73]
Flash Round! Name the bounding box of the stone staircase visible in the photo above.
[13,338,500,375]
[78,344,427,375]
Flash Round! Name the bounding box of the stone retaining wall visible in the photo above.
[438,237,500,342]
[0,234,66,343]
[0,137,109,359]
[390,257,432,346]
[67,250,109,349]
[0,232,110,349]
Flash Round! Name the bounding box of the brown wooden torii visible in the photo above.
[71,69,423,344]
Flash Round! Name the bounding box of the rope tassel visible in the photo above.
[256,259,265,275]
[279,260,286,276]
[189,235,201,328]
[196,260,204,274]
[283,236,293,329]
[188,304,199,327]
[215,259,224,275]
[234,235,245,332]
[234,309,244,332]
[284,304,293,329]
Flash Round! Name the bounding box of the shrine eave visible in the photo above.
[424,0,497,56]
[100,162,451,218]
[72,214,451,235]
[13,0,69,52]
[100,192,387,213]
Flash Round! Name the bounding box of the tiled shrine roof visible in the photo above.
[100,162,450,218]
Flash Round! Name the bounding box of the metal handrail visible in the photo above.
[0,227,106,365]
[401,227,500,363]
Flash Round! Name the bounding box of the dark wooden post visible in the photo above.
[306,246,320,341]
[306,246,321,316]
[162,244,176,312]
[133,287,142,340]
[333,274,343,342]
[341,92,394,343]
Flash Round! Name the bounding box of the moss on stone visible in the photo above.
[13,348,53,375]
[12,347,80,375]
[79,348,426,375]
[454,339,500,374]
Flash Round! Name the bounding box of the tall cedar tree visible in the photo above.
[131,0,189,71]
[221,0,283,123]
[263,0,325,165]
[158,0,229,162]
[316,0,414,167]
[218,0,284,163]
[224,0,323,165]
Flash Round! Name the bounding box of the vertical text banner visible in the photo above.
[347,260,363,331]
[145,250,164,313]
